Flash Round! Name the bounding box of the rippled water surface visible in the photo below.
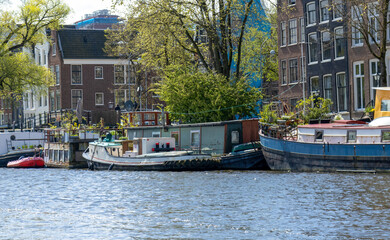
[1,169,389,239]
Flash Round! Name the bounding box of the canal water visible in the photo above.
[1,169,389,240]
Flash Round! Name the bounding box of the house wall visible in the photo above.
[277,0,306,113]
[125,119,259,154]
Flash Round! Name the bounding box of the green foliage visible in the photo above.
[259,103,278,124]
[296,96,333,124]
[61,111,85,131]
[107,0,265,79]
[155,65,262,123]
[238,6,278,84]
[0,53,54,96]
[0,0,70,95]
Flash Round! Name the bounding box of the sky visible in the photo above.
[5,0,124,24]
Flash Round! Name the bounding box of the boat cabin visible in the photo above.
[374,87,390,119]
[298,119,390,144]
[100,137,176,158]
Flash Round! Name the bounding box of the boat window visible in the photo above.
[171,132,179,147]
[191,130,200,148]
[231,131,239,144]
[382,131,390,142]
[315,130,323,142]
[347,130,356,143]
[381,100,390,111]
[64,150,69,162]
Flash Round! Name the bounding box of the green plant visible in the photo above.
[333,113,344,121]
[365,106,374,114]
[296,96,333,124]
[29,145,34,149]
[260,103,278,124]
[119,136,128,140]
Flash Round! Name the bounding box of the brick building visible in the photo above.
[48,28,160,125]
[277,0,390,119]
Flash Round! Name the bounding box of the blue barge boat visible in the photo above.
[260,118,390,172]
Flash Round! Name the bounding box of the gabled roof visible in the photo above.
[58,29,116,59]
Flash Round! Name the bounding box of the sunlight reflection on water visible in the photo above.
[0,169,389,239]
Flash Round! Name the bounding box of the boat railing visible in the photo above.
[260,121,298,141]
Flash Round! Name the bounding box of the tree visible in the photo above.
[109,0,269,79]
[0,0,70,94]
[155,65,262,123]
[0,52,52,97]
[238,4,278,90]
[333,0,389,87]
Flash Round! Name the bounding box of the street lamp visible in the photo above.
[115,104,121,125]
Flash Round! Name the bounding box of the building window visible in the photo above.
[308,33,318,63]
[190,130,200,148]
[71,65,82,85]
[310,76,320,96]
[56,89,60,110]
[369,3,380,43]
[370,60,380,103]
[347,130,357,143]
[127,65,136,84]
[55,65,60,85]
[300,18,305,43]
[321,31,331,61]
[114,65,125,84]
[323,75,332,100]
[43,50,47,65]
[336,73,347,112]
[50,65,54,85]
[320,0,329,22]
[52,43,56,56]
[333,0,343,20]
[354,62,365,110]
[71,89,83,110]
[281,60,287,85]
[352,6,363,46]
[307,2,316,25]
[334,27,345,59]
[281,22,286,46]
[114,89,127,108]
[30,92,34,109]
[95,92,104,106]
[50,91,55,111]
[289,19,297,45]
[95,66,103,79]
[289,59,298,84]
[290,98,298,112]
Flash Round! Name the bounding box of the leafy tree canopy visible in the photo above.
[155,65,262,123]
[0,52,53,97]
[108,0,270,79]
[0,0,70,95]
